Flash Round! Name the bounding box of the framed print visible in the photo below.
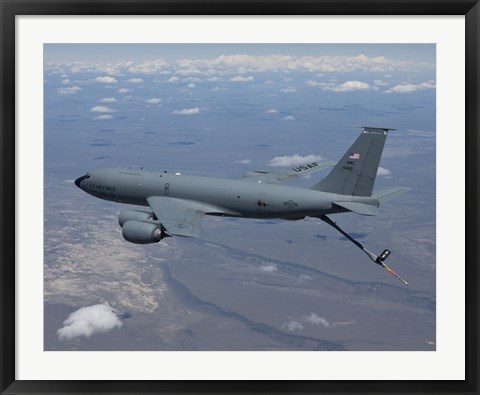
[1,1,479,394]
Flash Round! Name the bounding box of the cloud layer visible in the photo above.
[57,303,123,340]
[46,53,434,77]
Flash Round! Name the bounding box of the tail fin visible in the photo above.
[312,127,394,196]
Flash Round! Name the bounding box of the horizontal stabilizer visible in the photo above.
[372,187,410,204]
[333,201,380,216]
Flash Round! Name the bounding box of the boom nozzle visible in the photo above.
[319,215,409,286]
[375,249,392,264]
[371,249,409,286]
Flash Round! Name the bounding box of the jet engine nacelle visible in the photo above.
[122,220,162,244]
[118,209,155,227]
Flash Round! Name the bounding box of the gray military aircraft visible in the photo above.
[75,126,409,285]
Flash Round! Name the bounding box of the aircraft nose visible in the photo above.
[75,175,86,188]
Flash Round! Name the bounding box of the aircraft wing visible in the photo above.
[146,196,238,238]
[240,160,336,184]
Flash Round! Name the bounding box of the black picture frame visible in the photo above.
[1,1,479,394]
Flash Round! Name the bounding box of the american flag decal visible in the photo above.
[349,153,360,160]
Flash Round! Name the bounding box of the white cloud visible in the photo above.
[211,53,419,73]
[306,80,322,87]
[236,159,252,165]
[305,313,333,328]
[230,75,254,82]
[268,154,323,167]
[94,115,114,120]
[177,68,201,76]
[100,97,117,103]
[373,79,389,86]
[281,87,297,93]
[323,80,372,92]
[126,58,169,74]
[377,167,391,176]
[265,109,279,113]
[90,105,116,113]
[127,78,144,84]
[281,115,296,121]
[298,274,312,282]
[117,88,131,94]
[306,81,336,89]
[187,83,196,89]
[281,320,304,332]
[57,86,82,95]
[145,98,162,104]
[172,107,201,115]
[167,76,181,83]
[384,80,436,94]
[57,303,123,341]
[95,76,118,84]
[61,79,71,84]
[45,54,434,77]
[260,264,277,272]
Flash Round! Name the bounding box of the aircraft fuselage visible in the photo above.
[76,167,378,219]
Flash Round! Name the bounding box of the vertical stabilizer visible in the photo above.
[312,127,394,196]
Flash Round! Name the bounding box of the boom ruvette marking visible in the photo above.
[75,126,410,285]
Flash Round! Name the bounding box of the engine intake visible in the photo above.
[118,209,155,227]
[122,220,162,244]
